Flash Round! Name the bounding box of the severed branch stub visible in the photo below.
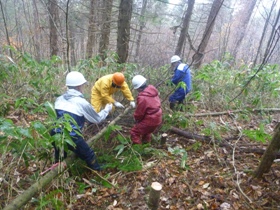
[148,182,162,210]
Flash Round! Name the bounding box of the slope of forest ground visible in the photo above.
[1,107,280,210]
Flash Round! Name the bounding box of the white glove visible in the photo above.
[114,101,125,108]
[104,103,113,112]
[130,101,136,108]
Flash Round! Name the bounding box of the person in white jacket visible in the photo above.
[50,71,112,171]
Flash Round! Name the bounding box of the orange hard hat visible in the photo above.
[112,72,125,86]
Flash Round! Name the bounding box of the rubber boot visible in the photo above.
[88,159,103,171]
[170,102,176,110]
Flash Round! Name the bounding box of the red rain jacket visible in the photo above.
[134,85,162,126]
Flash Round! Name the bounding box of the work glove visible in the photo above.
[104,103,113,112]
[114,101,125,108]
[130,101,136,108]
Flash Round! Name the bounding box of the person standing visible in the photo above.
[130,75,162,144]
[91,72,135,112]
[51,71,113,171]
[169,55,192,110]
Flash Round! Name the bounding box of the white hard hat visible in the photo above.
[65,71,87,86]
[132,75,147,89]
[171,55,181,63]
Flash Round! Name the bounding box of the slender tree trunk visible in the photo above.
[134,0,148,62]
[48,0,59,58]
[192,0,224,69]
[262,7,280,64]
[86,0,97,59]
[98,0,113,61]
[175,0,195,57]
[65,0,71,71]
[117,0,132,64]
[0,0,12,57]
[254,123,280,178]
[13,0,24,53]
[69,23,76,66]
[32,0,41,61]
[232,0,257,59]
[253,1,276,66]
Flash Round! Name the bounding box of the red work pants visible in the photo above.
[130,121,159,144]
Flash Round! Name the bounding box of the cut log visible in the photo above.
[148,182,162,210]
[3,107,131,210]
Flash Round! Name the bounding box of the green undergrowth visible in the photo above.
[0,50,279,208]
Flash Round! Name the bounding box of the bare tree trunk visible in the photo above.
[32,0,42,61]
[175,0,195,57]
[252,1,277,66]
[0,0,12,58]
[254,123,280,178]
[13,0,24,53]
[134,0,148,62]
[232,0,257,59]
[48,0,59,58]
[262,7,280,64]
[69,22,76,66]
[65,0,71,71]
[21,0,36,55]
[98,0,113,61]
[86,0,97,59]
[192,0,224,69]
[117,0,132,64]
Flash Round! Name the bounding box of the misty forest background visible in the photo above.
[1,0,279,69]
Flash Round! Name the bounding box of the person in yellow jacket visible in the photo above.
[91,72,136,112]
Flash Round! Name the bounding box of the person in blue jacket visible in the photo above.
[169,55,192,110]
[51,71,113,171]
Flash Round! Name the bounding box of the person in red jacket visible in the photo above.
[130,75,162,144]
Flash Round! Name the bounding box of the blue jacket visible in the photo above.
[169,63,192,102]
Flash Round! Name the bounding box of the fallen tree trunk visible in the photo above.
[186,108,280,117]
[170,126,280,158]
[3,108,131,210]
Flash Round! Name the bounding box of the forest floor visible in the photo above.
[1,108,280,210]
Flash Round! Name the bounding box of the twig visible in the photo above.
[85,166,118,188]
[230,115,253,204]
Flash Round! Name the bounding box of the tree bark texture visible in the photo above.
[98,0,113,61]
[117,0,132,63]
[48,0,59,58]
[0,0,12,58]
[231,0,257,59]
[134,0,148,62]
[192,0,224,69]
[148,182,162,210]
[32,0,42,61]
[262,7,280,64]
[86,0,97,59]
[175,0,195,57]
[254,123,280,178]
[253,0,277,66]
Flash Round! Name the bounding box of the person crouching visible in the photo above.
[130,75,162,144]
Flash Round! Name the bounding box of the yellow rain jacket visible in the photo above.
[91,74,134,112]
